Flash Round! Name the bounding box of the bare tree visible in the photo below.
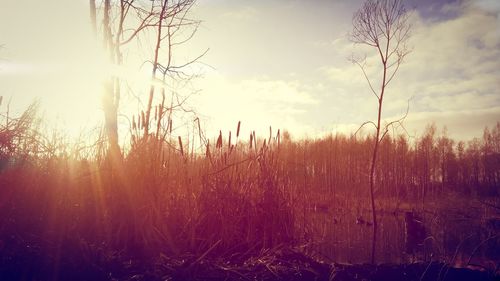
[142,0,204,139]
[350,0,411,263]
[89,0,202,163]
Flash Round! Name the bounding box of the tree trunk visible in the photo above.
[369,48,388,264]
[102,0,122,163]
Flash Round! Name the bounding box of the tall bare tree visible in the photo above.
[350,0,411,263]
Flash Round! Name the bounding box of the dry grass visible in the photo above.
[0,103,499,279]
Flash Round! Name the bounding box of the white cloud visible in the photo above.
[320,2,500,140]
[404,107,500,141]
[222,6,258,21]
[193,72,317,138]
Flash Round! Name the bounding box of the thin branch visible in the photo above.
[379,97,411,143]
[167,48,209,72]
[351,55,380,100]
[385,57,402,86]
[354,120,378,138]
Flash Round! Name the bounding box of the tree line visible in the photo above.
[277,122,500,206]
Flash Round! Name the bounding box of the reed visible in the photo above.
[0,102,499,276]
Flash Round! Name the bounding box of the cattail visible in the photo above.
[249,133,253,149]
[178,136,184,156]
[141,111,146,129]
[206,140,213,165]
[132,115,137,130]
[154,106,157,121]
[277,129,281,147]
[216,130,222,149]
[228,131,232,150]
[236,121,241,138]
[169,119,172,134]
[253,131,256,150]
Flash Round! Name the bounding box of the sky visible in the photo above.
[0,0,499,143]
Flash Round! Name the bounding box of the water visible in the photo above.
[306,208,500,266]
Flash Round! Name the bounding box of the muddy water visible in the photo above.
[307,209,500,265]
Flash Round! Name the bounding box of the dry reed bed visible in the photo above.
[0,105,499,279]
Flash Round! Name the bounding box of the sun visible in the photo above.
[0,1,155,143]
[38,41,107,141]
[31,30,154,143]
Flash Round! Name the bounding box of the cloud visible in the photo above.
[0,62,37,75]
[404,106,500,141]
[222,6,258,21]
[320,1,500,140]
[193,72,317,137]
[471,0,500,14]
[395,2,500,114]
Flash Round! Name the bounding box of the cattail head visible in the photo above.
[253,131,256,149]
[141,111,146,129]
[236,121,241,138]
[216,130,223,149]
[277,129,281,147]
[206,140,213,164]
[132,115,137,130]
[178,136,184,156]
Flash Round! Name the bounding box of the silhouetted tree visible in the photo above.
[350,0,411,263]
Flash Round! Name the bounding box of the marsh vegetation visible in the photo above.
[1,0,499,280]
[0,103,499,280]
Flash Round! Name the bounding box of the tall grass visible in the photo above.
[0,101,499,276]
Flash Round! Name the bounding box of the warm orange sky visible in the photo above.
[0,0,499,143]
